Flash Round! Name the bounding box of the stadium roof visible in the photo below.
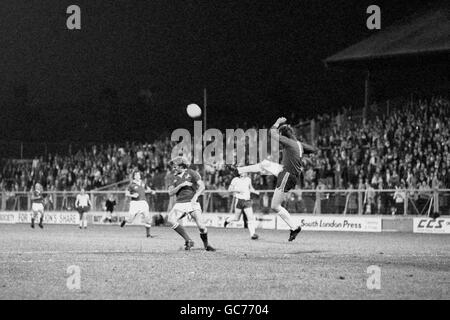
[325,3,450,69]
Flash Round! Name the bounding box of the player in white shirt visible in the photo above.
[75,188,91,229]
[225,172,260,240]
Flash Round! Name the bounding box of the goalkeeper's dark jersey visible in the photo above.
[279,135,304,177]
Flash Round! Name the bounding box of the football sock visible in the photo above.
[247,220,256,236]
[277,207,297,230]
[145,226,151,237]
[199,230,209,247]
[173,224,191,241]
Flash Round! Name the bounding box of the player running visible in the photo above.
[237,117,317,241]
[121,171,154,238]
[167,156,215,251]
[75,188,91,229]
[225,172,260,240]
[30,183,45,229]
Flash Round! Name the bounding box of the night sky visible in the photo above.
[0,0,435,141]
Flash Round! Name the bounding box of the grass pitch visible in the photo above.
[0,224,448,299]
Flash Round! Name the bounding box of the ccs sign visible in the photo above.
[413,218,450,234]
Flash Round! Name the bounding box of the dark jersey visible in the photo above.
[171,169,201,203]
[105,199,116,212]
[279,135,304,176]
[128,182,147,201]
[31,190,44,204]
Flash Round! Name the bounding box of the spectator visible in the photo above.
[343,183,358,214]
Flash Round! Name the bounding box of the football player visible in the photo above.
[168,156,215,251]
[102,194,117,223]
[30,183,45,229]
[237,117,318,241]
[121,171,154,238]
[75,188,91,229]
[225,172,260,239]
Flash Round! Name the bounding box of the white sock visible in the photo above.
[277,207,297,230]
[247,220,256,236]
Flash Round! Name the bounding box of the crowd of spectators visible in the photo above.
[311,96,450,191]
[1,96,450,200]
[0,139,174,193]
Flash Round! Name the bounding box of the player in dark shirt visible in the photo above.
[167,156,215,251]
[121,171,155,238]
[30,183,45,229]
[237,117,318,241]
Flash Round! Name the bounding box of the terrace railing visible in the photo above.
[1,189,449,216]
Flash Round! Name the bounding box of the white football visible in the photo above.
[186,104,202,118]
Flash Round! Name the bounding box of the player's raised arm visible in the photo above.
[269,117,287,141]
[271,117,287,129]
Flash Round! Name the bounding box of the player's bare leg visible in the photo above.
[271,188,301,241]
[79,212,83,229]
[142,212,153,238]
[168,209,194,250]
[79,212,87,229]
[102,211,112,223]
[38,210,44,229]
[190,210,216,251]
[224,210,242,228]
[243,207,259,239]
[224,208,259,239]
[31,211,37,229]
[121,211,136,227]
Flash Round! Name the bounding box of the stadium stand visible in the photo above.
[1,95,449,196]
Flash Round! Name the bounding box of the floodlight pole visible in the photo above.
[203,88,207,212]
[203,88,207,138]
[363,70,370,124]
